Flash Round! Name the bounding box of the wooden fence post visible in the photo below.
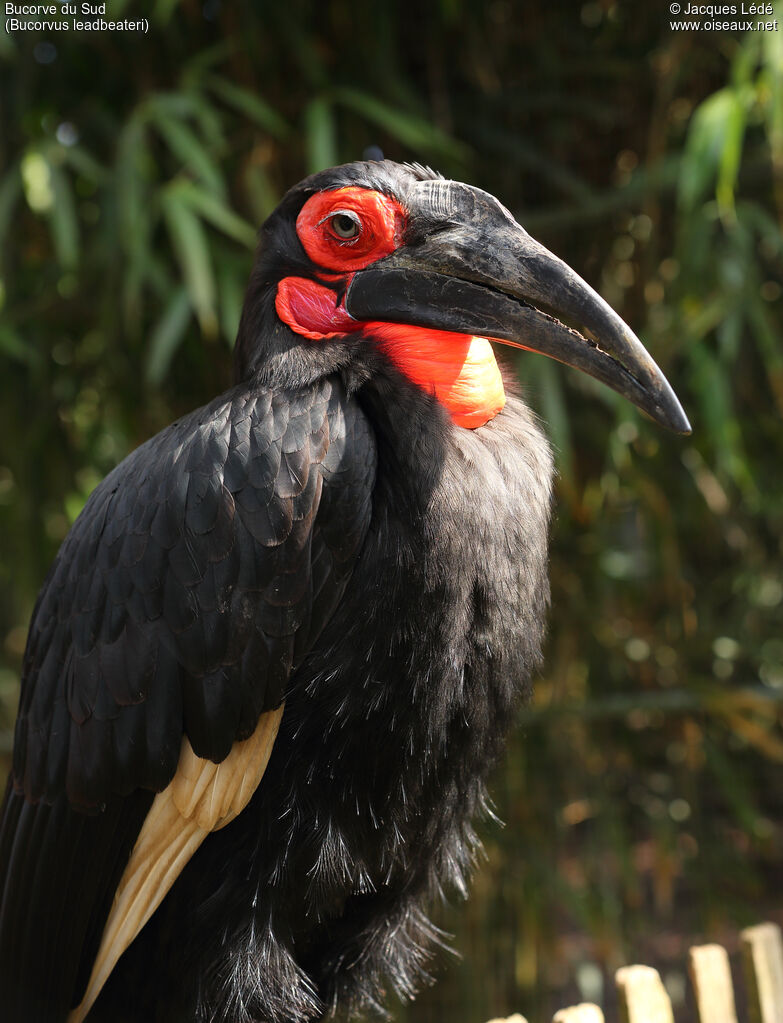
[483,919,783,1023]
[484,1015,529,1023]
[688,943,738,1023]
[552,1004,605,1022]
[615,964,674,1023]
[741,923,783,1023]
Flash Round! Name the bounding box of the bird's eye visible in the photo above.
[330,213,360,240]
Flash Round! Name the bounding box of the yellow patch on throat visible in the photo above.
[370,324,507,428]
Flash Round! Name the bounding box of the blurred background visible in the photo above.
[0,1,781,1020]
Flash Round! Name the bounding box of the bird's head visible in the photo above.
[235,160,690,433]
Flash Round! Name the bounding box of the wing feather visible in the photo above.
[69,704,283,1023]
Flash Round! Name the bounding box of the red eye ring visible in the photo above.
[296,187,407,271]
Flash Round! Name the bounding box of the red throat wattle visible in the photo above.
[275,187,507,429]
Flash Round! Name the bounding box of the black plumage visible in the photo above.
[0,160,687,1023]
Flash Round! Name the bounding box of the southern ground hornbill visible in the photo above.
[0,160,689,1022]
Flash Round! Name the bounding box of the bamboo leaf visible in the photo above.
[176,181,256,247]
[704,736,763,834]
[153,0,182,25]
[146,286,192,385]
[716,89,748,220]
[217,256,245,346]
[521,355,573,478]
[0,18,15,57]
[116,116,149,256]
[62,144,109,185]
[304,97,337,174]
[738,199,783,254]
[687,344,753,493]
[47,162,79,269]
[116,116,152,329]
[0,167,21,252]
[149,101,225,196]
[761,14,783,161]
[334,87,470,163]
[716,308,743,362]
[678,89,737,210]
[243,163,280,223]
[185,91,227,156]
[747,300,783,417]
[161,186,218,336]
[181,41,236,81]
[207,76,289,138]
[731,29,761,87]
[142,92,198,119]
[0,324,35,365]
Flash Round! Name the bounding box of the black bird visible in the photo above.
[0,160,689,1023]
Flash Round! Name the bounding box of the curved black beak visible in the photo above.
[345,181,690,434]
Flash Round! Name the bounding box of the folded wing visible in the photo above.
[0,377,376,1021]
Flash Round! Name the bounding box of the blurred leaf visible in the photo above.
[687,344,753,494]
[681,294,728,342]
[61,144,109,185]
[116,116,150,257]
[217,255,246,347]
[716,308,742,362]
[116,116,152,328]
[175,181,256,247]
[731,30,760,87]
[471,123,593,201]
[161,185,218,337]
[679,89,739,211]
[0,167,21,253]
[0,325,35,366]
[47,163,79,269]
[746,299,783,416]
[207,75,290,138]
[304,97,337,174]
[0,19,15,59]
[716,90,748,220]
[146,286,192,386]
[522,356,573,478]
[723,712,783,762]
[243,163,280,223]
[334,87,470,163]
[148,99,226,196]
[181,41,236,82]
[185,90,227,155]
[20,150,53,212]
[704,736,762,834]
[761,16,783,162]
[153,0,181,25]
[739,199,783,253]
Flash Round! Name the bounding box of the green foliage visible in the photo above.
[1,3,782,1020]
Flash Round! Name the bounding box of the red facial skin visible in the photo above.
[275,187,506,429]
[295,187,406,271]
